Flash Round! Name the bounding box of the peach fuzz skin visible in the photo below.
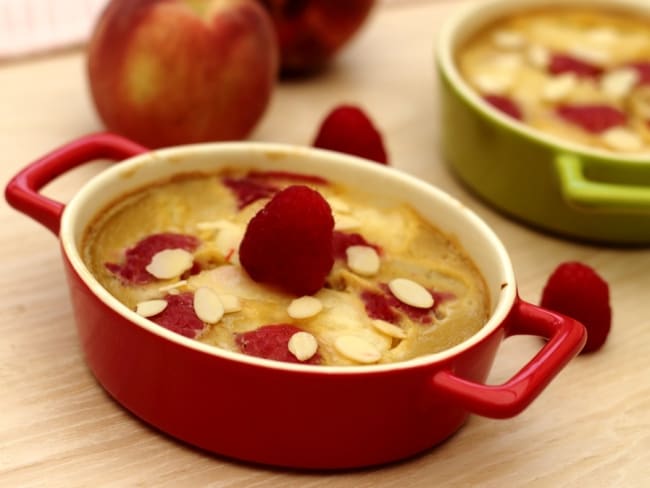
[87,0,278,148]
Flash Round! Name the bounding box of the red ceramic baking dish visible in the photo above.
[5,133,586,469]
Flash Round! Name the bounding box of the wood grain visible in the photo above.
[1,1,648,486]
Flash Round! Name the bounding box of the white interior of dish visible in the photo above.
[60,143,516,373]
[436,0,650,162]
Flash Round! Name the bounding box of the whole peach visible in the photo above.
[87,0,278,148]
[258,0,375,75]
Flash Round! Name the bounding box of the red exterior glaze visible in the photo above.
[63,251,508,468]
[7,134,587,469]
[432,299,586,419]
[63,245,585,468]
[4,132,146,235]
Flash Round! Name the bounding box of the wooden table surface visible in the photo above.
[1,1,649,486]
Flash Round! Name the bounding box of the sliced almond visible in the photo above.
[542,73,577,102]
[334,335,381,364]
[472,73,511,94]
[218,294,242,313]
[569,46,609,65]
[527,44,550,69]
[288,331,319,361]
[346,245,380,276]
[388,278,434,309]
[193,287,224,324]
[371,319,407,340]
[214,224,244,264]
[195,219,233,231]
[158,280,188,293]
[146,249,194,280]
[601,128,644,152]
[492,30,525,50]
[136,299,168,318]
[600,68,640,99]
[287,296,323,319]
[334,214,361,231]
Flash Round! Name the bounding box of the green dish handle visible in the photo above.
[554,153,650,210]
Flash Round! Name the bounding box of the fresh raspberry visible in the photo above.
[549,54,603,78]
[150,292,205,338]
[235,324,321,364]
[540,262,611,354]
[483,95,523,120]
[239,185,335,296]
[556,104,626,134]
[105,233,200,284]
[313,105,389,164]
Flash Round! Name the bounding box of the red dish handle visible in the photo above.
[431,297,587,419]
[5,132,147,235]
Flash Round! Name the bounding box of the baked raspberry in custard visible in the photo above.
[457,7,650,153]
[82,169,489,366]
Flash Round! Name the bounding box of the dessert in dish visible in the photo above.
[82,169,489,366]
[457,7,650,153]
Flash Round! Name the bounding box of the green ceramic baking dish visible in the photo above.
[436,0,650,245]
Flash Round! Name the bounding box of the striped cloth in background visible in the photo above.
[0,0,414,60]
[0,0,108,59]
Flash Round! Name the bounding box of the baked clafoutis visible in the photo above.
[457,7,650,153]
[83,169,490,366]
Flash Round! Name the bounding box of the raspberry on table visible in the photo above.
[239,185,335,296]
[313,104,389,164]
[540,261,612,354]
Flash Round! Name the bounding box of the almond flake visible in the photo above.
[193,287,224,324]
[214,224,244,264]
[136,299,168,318]
[218,294,242,313]
[288,331,318,361]
[371,319,407,339]
[569,46,609,65]
[601,128,644,152]
[334,335,381,364]
[146,249,194,280]
[527,44,550,69]
[196,219,232,231]
[334,214,361,231]
[158,280,188,293]
[542,73,577,102]
[388,278,434,309]
[492,30,525,49]
[287,296,323,319]
[346,245,380,276]
[472,73,511,94]
[600,68,640,99]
